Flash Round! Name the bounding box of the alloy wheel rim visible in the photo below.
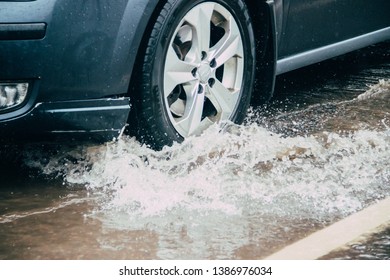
[163,2,244,138]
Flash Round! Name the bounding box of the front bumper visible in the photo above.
[0,0,134,142]
[0,96,131,142]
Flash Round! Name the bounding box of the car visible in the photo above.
[1,0,389,149]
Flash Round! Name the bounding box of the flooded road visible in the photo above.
[0,43,389,260]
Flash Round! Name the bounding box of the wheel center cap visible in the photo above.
[197,63,212,84]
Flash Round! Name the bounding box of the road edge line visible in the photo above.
[264,197,390,260]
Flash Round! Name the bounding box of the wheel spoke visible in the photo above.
[210,19,243,67]
[207,79,240,119]
[183,3,214,56]
[176,83,205,137]
[164,45,198,95]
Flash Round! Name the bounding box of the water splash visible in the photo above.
[23,125,390,218]
[20,80,390,259]
[356,79,390,101]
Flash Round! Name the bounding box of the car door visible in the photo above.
[278,0,339,58]
[278,0,390,59]
[332,0,390,40]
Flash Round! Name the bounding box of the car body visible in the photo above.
[1,0,389,147]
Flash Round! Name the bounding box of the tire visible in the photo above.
[133,0,256,150]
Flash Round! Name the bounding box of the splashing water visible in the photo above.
[21,79,390,259]
[356,79,390,101]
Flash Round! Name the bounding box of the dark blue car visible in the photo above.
[1,0,389,149]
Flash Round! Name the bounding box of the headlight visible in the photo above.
[0,82,29,112]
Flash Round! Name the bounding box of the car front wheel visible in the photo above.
[133,0,256,149]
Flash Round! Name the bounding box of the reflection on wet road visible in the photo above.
[0,43,389,260]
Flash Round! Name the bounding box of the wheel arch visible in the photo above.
[127,0,170,99]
